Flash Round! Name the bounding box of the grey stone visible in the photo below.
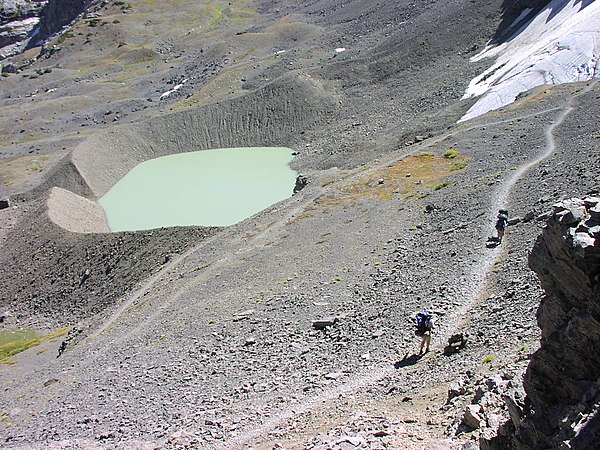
[536,211,552,221]
[336,436,364,447]
[0,197,10,209]
[474,386,486,403]
[1,63,18,74]
[324,372,345,380]
[588,225,600,238]
[523,211,535,222]
[293,174,308,193]
[487,413,504,430]
[485,375,508,393]
[233,309,256,321]
[504,390,525,429]
[448,378,466,401]
[463,404,482,429]
[589,204,600,221]
[560,207,586,226]
[371,329,385,338]
[572,232,596,249]
[445,333,468,355]
[564,198,586,209]
[312,317,338,330]
[552,202,568,213]
[479,391,503,411]
[583,197,599,208]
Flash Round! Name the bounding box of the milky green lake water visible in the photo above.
[98,147,297,231]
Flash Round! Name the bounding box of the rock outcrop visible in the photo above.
[33,0,94,47]
[501,196,600,448]
[0,0,45,58]
[0,0,93,59]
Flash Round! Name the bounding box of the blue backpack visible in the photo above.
[416,311,432,334]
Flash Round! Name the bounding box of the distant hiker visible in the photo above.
[57,340,67,358]
[415,310,434,354]
[495,209,509,242]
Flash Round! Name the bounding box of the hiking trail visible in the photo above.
[216,80,597,449]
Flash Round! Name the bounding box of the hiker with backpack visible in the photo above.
[495,209,509,242]
[415,310,434,354]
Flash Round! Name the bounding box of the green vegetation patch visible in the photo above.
[1,327,68,363]
[433,181,451,190]
[115,47,158,65]
[482,354,495,364]
[208,4,226,30]
[443,149,460,159]
[0,330,39,360]
[450,160,468,171]
[86,18,105,27]
[314,151,468,207]
[114,1,132,10]
[0,154,51,187]
[57,30,75,43]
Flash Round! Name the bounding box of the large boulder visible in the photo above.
[0,196,10,209]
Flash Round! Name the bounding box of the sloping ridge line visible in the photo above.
[70,74,338,199]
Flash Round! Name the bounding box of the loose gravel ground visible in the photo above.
[0,1,599,448]
[1,79,597,449]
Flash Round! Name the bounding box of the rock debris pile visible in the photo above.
[303,414,397,450]
[442,365,528,446]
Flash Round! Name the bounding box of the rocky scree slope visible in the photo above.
[0,1,598,449]
[0,0,519,191]
[0,81,598,449]
[0,0,515,328]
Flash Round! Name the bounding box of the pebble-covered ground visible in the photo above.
[1,1,599,448]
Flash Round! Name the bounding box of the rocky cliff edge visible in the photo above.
[515,196,600,448]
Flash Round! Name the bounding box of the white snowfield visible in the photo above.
[460,0,599,122]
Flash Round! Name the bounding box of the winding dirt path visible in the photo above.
[86,102,568,348]
[439,79,598,343]
[71,81,596,449]
[216,81,597,449]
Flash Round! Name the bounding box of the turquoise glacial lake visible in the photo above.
[98,147,297,231]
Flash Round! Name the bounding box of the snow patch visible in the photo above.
[159,79,188,100]
[459,0,599,122]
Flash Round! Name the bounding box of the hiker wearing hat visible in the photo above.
[495,209,509,242]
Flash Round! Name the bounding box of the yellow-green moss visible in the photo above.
[0,326,69,363]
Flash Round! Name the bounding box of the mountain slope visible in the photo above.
[0,0,598,449]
